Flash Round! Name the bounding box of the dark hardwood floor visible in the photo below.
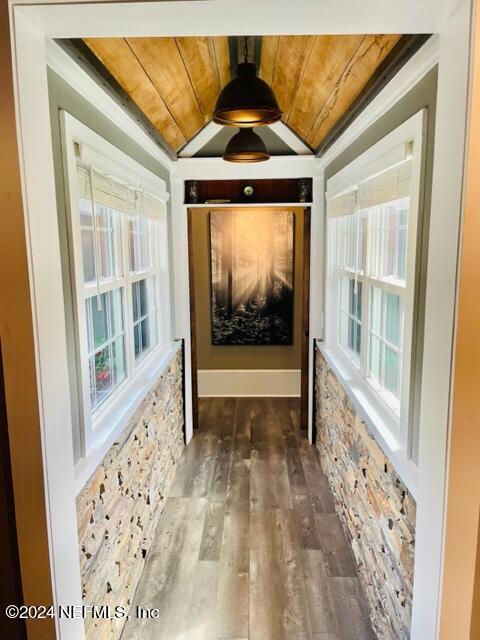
[121,397,375,640]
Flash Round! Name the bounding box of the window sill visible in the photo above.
[74,340,182,495]
[316,340,418,498]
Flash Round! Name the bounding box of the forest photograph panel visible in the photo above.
[210,209,294,345]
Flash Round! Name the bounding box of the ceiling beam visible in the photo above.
[228,36,238,76]
[315,34,432,156]
[228,35,262,72]
[55,38,177,161]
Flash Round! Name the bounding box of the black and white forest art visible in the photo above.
[210,209,294,345]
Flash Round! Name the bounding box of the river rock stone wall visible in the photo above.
[76,348,185,640]
[315,345,416,639]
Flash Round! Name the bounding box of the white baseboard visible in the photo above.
[197,369,301,397]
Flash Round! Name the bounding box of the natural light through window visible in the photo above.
[324,111,425,488]
[63,115,172,467]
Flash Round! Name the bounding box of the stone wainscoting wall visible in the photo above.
[76,347,185,640]
[315,345,416,639]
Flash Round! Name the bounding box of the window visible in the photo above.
[86,289,126,410]
[132,277,157,361]
[325,111,425,488]
[63,121,172,467]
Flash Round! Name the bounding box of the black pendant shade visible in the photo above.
[223,128,270,163]
[213,61,282,127]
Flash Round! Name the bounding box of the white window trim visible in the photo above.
[60,111,175,492]
[324,109,427,497]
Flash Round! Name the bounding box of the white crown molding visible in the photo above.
[45,39,174,171]
[317,35,440,169]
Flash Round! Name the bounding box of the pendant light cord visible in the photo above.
[243,35,249,63]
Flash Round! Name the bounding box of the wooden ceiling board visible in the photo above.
[268,35,316,120]
[306,34,402,148]
[126,37,205,142]
[82,33,410,155]
[258,35,279,86]
[285,35,365,141]
[212,36,231,88]
[176,36,223,121]
[83,37,186,150]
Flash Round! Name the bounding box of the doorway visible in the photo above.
[187,200,311,434]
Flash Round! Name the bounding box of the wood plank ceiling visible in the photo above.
[82,34,403,155]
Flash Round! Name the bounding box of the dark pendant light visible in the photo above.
[223,127,270,163]
[213,36,282,127]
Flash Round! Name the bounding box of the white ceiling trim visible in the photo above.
[268,121,313,155]
[179,120,313,158]
[45,39,174,170]
[172,155,320,180]
[178,121,223,158]
[20,0,445,38]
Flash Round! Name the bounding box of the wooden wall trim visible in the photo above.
[300,207,311,430]
[187,209,199,429]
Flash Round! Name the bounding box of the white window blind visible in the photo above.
[358,158,412,209]
[327,188,358,218]
[327,152,412,218]
[77,162,164,219]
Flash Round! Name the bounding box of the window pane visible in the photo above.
[112,337,126,383]
[129,218,137,272]
[134,323,141,359]
[372,198,409,282]
[368,286,403,407]
[140,318,150,353]
[81,229,96,283]
[79,201,120,283]
[139,279,147,317]
[397,206,408,280]
[85,289,125,411]
[370,286,382,334]
[132,277,158,362]
[348,279,362,320]
[357,212,366,272]
[109,288,124,336]
[348,319,361,356]
[96,206,118,280]
[132,280,139,322]
[339,276,349,312]
[129,216,151,273]
[79,198,93,227]
[94,345,114,404]
[369,335,381,383]
[90,297,108,349]
[384,346,399,395]
[385,293,401,347]
[132,279,148,322]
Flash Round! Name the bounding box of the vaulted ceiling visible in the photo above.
[74,34,422,157]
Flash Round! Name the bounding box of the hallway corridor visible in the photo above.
[121,398,375,640]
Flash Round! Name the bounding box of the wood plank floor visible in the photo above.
[121,398,375,640]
